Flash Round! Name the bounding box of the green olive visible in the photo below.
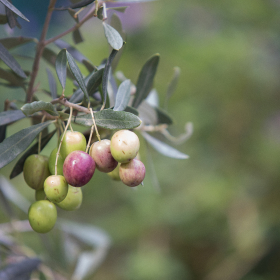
[56,185,82,211]
[23,154,50,190]
[44,175,68,203]
[48,147,64,176]
[28,200,57,233]
[60,131,87,159]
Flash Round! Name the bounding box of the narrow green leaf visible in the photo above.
[165,66,180,109]
[114,0,155,2]
[87,68,104,96]
[124,106,139,116]
[155,107,173,125]
[21,101,59,116]
[0,177,16,218]
[10,130,56,179]
[107,6,128,13]
[0,14,8,24]
[0,110,25,126]
[102,49,118,109]
[66,50,89,103]
[97,6,104,20]
[146,89,159,107]
[139,101,173,125]
[138,100,157,125]
[55,40,88,64]
[42,48,75,80]
[74,109,141,129]
[0,125,6,143]
[68,8,79,23]
[142,132,189,159]
[110,14,126,72]
[114,79,131,111]
[46,68,57,99]
[103,22,123,50]
[132,54,160,108]
[0,0,29,22]
[69,70,99,103]
[73,29,83,44]
[56,0,94,10]
[0,121,53,169]
[0,37,34,49]
[0,175,30,213]
[0,43,26,78]
[0,68,26,87]
[55,49,67,90]
[61,221,110,280]
[82,60,97,73]
[5,6,21,29]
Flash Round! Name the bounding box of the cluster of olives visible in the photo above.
[24,129,145,234]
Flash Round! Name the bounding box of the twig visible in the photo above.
[44,4,96,46]
[26,0,58,103]
[51,97,91,114]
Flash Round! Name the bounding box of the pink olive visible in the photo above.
[63,151,95,187]
[90,139,118,173]
[119,159,146,187]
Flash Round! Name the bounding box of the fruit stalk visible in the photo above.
[91,108,101,142]
[55,107,73,175]
[38,115,46,154]
[86,108,96,153]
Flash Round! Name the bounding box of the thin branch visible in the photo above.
[26,0,57,103]
[51,97,91,114]
[45,4,96,46]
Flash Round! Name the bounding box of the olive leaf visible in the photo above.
[42,48,75,80]
[46,68,58,99]
[10,130,56,179]
[0,121,54,169]
[132,54,160,108]
[142,131,189,159]
[87,68,104,96]
[55,49,67,90]
[56,0,94,10]
[124,106,139,116]
[114,79,131,111]
[107,6,128,13]
[66,50,89,103]
[21,101,59,116]
[0,37,34,49]
[110,13,126,72]
[69,69,103,104]
[103,22,123,51]
[73,29,84,44]
[0,43,27,78]
[102,49,118,109]
[55,40,90,64]
[0,14,8,25]
[155,107,173,125]
[0,0,29,22]
[73,109,141,129]
[0,110,25,126]
[165,66,180,109]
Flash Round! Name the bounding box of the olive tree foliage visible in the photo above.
[0,0,191,278]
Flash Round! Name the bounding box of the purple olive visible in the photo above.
[119,159,146,187]
[90,139,118,173]
[63,151,95,187]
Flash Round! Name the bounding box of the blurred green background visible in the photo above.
[2,0,280,279]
